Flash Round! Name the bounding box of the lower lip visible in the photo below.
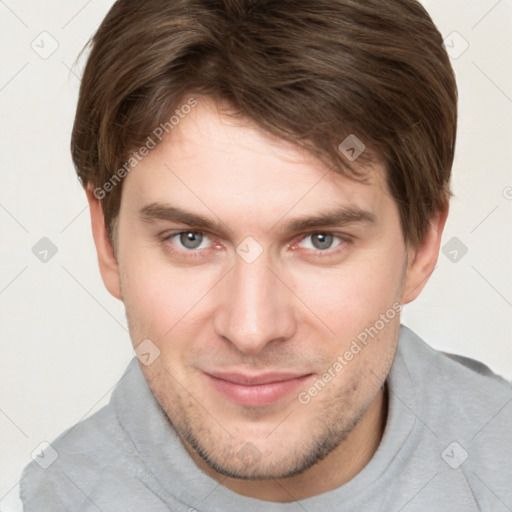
[205,374,312,407]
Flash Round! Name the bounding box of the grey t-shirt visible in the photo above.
[20,325,512,511]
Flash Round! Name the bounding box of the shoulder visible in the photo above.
[398,324,512,399]
[19,359,152,510]
[398,325,512,423]
[395,325,512,449]
[395,325,512,506]
[19,402,129,510]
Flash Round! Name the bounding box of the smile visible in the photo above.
[203,371,314,407]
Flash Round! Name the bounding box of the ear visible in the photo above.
[402,203,449,304]
[85,187,123,301]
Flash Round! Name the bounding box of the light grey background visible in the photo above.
[1,1,511,510]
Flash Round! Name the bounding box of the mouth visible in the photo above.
[203,370,314,407]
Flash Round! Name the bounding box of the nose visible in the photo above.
[213,249,297,354]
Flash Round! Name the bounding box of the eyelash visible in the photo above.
[160,230,352,259]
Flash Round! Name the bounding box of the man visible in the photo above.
[20,0,512,510]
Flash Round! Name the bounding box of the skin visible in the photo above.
[86,98,447,502]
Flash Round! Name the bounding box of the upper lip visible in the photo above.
[205,370,311,386]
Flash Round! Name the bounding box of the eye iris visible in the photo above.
[312,233,333,250]
[180,232,203,249]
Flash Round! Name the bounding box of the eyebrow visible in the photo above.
[138,203,376,237]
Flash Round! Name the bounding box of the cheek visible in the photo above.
[119,246,219,346]
[289,247,405,336]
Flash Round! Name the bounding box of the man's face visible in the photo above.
[114,99,408,481]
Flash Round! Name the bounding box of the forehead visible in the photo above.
[121,99,394,231]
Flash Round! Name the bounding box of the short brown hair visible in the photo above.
[71,0,457,248]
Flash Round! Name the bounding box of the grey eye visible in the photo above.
[310,233,334,250]
[179,232,204,249]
